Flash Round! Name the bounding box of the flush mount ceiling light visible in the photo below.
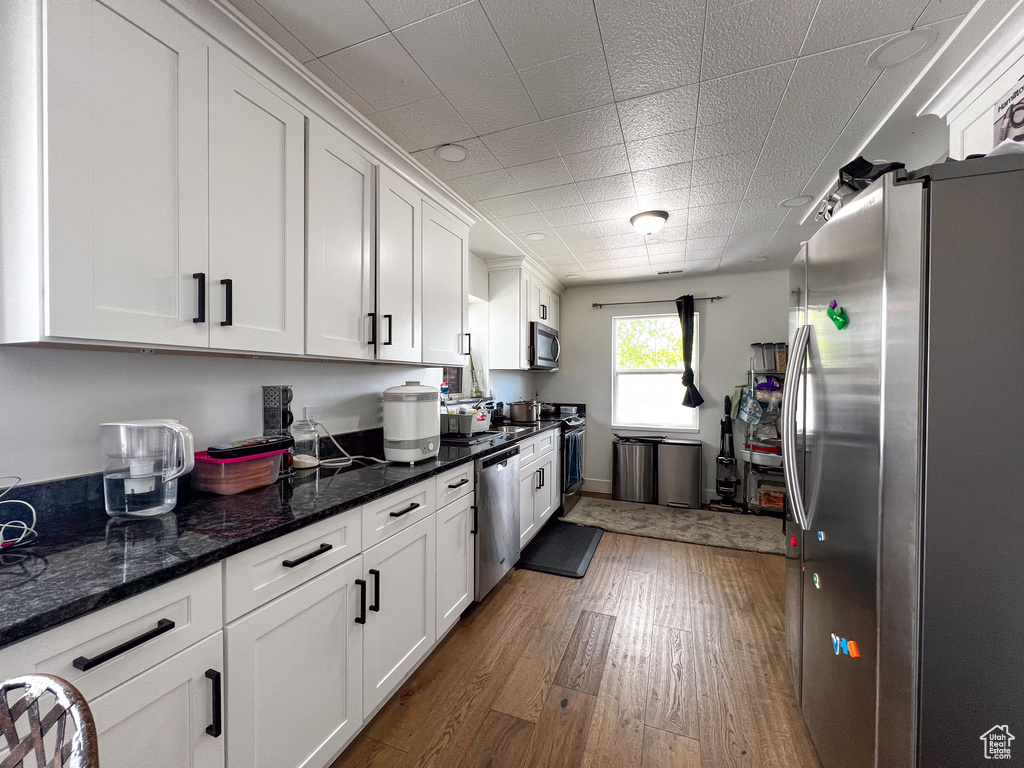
[434,143,469,162]
[630,210,669,235]
[524,232,547,241]
[866,28,939,70]
[779,195,813,208]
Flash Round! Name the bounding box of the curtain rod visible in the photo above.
[591,296,724,308]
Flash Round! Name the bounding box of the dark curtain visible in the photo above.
[675,295,704,408]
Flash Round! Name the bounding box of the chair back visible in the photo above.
[0,674,99,768]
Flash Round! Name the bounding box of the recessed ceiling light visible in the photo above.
[779,195,813,208]
[564,273,580,279]
[434,143,469,162]
[748,256,769,263]
[630,210,669,235]
[866,28,939,70]
[524,232,546,241]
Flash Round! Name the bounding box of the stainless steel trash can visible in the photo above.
[657,439,702,508]
[612,436,657,503]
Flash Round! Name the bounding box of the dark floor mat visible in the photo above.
[517,520,603,578]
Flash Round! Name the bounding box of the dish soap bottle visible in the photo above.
[291,407,320,468]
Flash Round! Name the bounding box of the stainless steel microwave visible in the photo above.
[529,321,559,370]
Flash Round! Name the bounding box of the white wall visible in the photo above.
[0,346,440,483]
[535,270,790,499]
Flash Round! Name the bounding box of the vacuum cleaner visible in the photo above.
[710,396,743,513]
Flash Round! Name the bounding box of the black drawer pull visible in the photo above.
[464,332,472,355]
[192,272,206,323]
[369,568,381,612]
[389,502,420,518]
[536,468,543,490]
[382,314,393,345]
[205,669,222,737]
[220,278,233,326]
[282,543,332,568]
[368,312,376,346]
[72,618,175,671]
[471,504,478,535]
[355,579,367,624]
[539,467,545,488]
[447,478,469,489]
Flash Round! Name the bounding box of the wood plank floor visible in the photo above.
[332,532,820,768]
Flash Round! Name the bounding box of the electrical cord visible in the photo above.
[311,422,387,469]
[0,476,38,550]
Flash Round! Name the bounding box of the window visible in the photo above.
[612,313,699,430]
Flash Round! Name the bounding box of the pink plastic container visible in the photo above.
[191,449,287,495]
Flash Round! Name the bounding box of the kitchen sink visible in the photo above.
[491,425,532,434]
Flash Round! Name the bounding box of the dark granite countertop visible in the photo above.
[0,422,560,651]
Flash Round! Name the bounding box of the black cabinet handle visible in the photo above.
[471,504,478,535]
[205,669,222,738]
[369,568,381,612]
[448,478,469,489]
[463,333,472,355]
[382,314,393,345]
[282,543,332,568]
[368,312,376,346]
[536,469,543,490]
[192,273,206,324]
[541,304,547,320]
[389,501,420,518]
[220,279,233,326]
[355,579,367,624]
[540,467,545,488]
[72,619,175,671]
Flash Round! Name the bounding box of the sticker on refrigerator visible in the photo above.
[980,725,1014,760]
[827,300,849,330]
[831,633,860,657]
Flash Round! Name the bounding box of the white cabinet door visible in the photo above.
[363,515,436,715]
[421,201,469,366]
[527,274,542,324]
[226,557,363,768]
[306,117,376,359]
[519,469,537,548]
[209,54,305,355]
[377,166,422,362]
[549,294,560,332]
[436,493,473,635]
[46,0,209,347]
[534,451,558,527]
[88,632,224,768]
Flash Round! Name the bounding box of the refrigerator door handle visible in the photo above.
[782,324,811,530]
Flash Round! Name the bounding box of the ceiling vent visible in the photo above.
[657,269,685,275]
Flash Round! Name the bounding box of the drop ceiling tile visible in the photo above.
[541,253,581,266]
[651,259,687,271]
[502,212,551,233]
[587,196,639,222]
[602,232,649,249]
[694,119,771,160]
[479,0,602,69]
[686,202,741,238]
[394,3,513,91]
[631,163,692,195]
[507,158,574,192]
[228,0,315,62]
[586,245,648,261]
[617,85,699,142]
[637,187,690,212]
[304,60,376,115]
[567,237,610,254]
[595,0,705,100]
[452,168,522,200]
[701,0,818,79]
[321,34,439,111]
[690,151,758,186]
[256,0,387,57]
[379,95,474,150]
[732,198,789,234]
[410,137,503,180]
[585,268,624,279]
[365,0,467,28]
[542,205,594,227]
[577,173,635,203]
[442,74,541,135]
[521,232,569,255]
[696,61,795,127]
[801,0,929,55]
[762,223,821,261]
[685,235,729,259]
[681,258,720,274]
[477,192,538,217]
[561,145,631,182]
[519,49,615,119]
[583,257,647,271]
[744,170,816,202]
[723,231,773,259]
[649,240,690,257]
[544,105,624,156]
[619,265,655,277]
[365,111,419,152]
[480,122,560,166]
[556,219,636,241]
[626,130,695,172]
[527,184,587,211]
[689,178,747,207]
[646,214,688,244]
[918,0,974,24]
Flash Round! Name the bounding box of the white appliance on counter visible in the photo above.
[383,382,440,464]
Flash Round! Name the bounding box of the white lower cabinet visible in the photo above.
[534,450,558,528]
[225,556,364,768]
[436,493,474,635]
[88,632,224,768]
[519,468,539,548]
[519,432,562,548]
[362,514,436,716]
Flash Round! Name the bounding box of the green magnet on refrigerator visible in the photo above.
[827,300,849,330]
[813,573,821,589]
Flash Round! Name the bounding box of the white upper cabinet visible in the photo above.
[306,117,376,360]
[488,266,561,370]
[45,0,210,347]
[208,54,306,355]
[376,166,423,363]
[528,276,556,328]
[421,201,470,366]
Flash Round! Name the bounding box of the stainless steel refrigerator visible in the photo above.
[784,154,1024,768]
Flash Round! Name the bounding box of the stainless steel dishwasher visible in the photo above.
[474,445,520,600]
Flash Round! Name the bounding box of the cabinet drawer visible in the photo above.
[362,479,435,548]
[0,565,222,702]
[519,429,556,472]
[223,507,362,621]
[435,463,474,509]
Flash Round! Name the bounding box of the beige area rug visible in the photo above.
[563,497,786,556]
